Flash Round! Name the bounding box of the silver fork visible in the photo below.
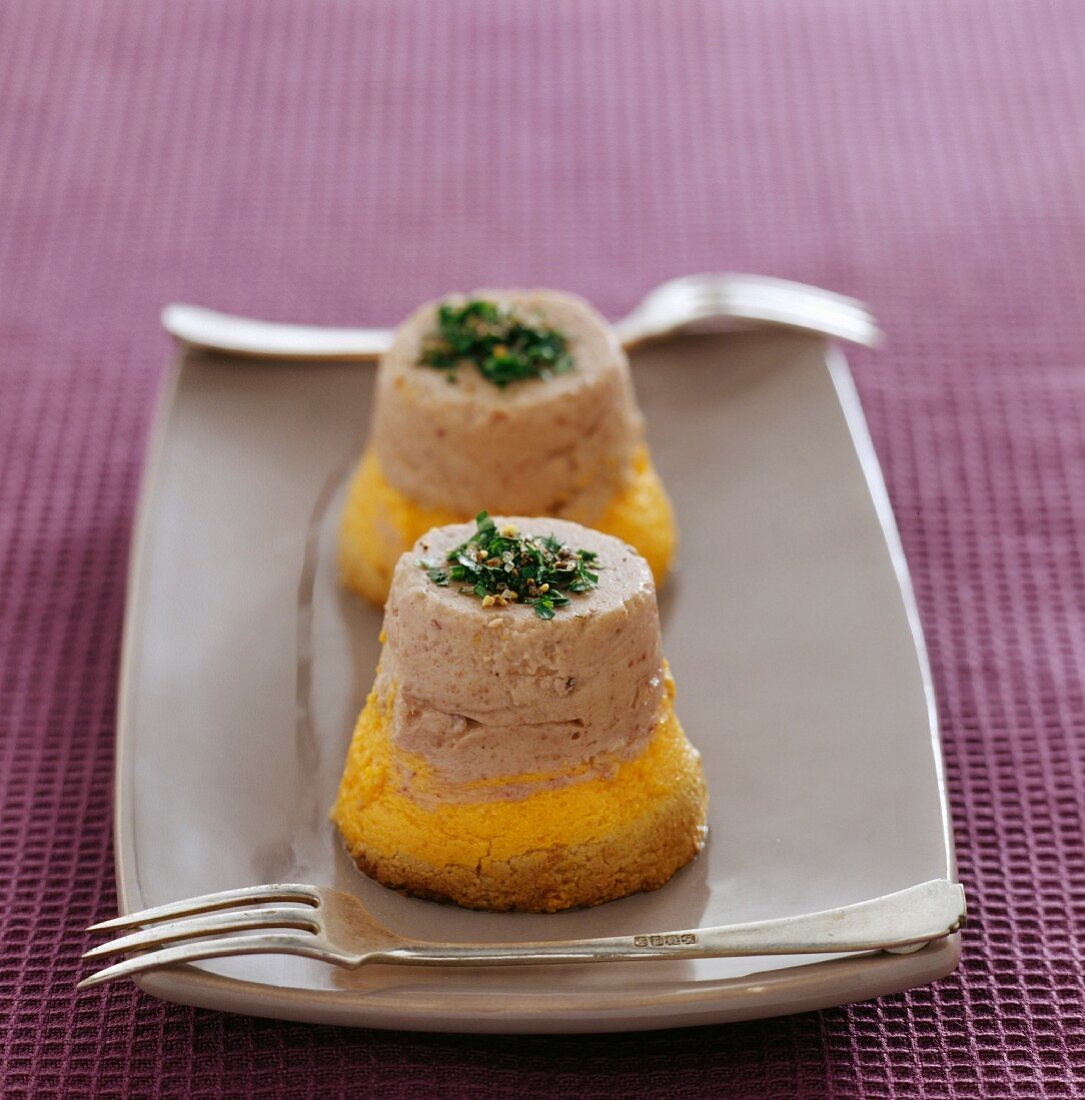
[79,878,964,989]
[160,273,882,361]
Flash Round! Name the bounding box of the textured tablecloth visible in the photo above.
[2,1,1084,1095]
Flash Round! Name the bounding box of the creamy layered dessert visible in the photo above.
[339,290,677,605]
[332,514,707,912]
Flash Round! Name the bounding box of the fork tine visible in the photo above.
[83,905,320,960]
[86,884,319,933]
[77,930,338,991]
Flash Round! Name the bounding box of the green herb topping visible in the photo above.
[420,512,599,619]
[418,299,573,388]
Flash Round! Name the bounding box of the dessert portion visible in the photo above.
[340,290,676,605]
[332,515,707,912]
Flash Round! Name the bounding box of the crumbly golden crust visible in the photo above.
[342,779,707,912]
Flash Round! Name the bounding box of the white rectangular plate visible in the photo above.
[114,330,958,1033]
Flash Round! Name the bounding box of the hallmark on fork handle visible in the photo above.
[633,933,698,948]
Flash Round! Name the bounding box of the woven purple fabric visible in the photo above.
[2,0,1084,1094]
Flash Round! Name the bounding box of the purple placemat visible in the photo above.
[2,1,1083,1095]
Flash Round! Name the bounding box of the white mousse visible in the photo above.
[377,519,665,799]
[371,290,643,521]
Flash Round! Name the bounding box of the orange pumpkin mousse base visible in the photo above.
[339,444,676,607]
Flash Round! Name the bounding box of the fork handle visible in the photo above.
[161,304,393,361]
[372,880,964,968]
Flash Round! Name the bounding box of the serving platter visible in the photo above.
[113,329,958,1032]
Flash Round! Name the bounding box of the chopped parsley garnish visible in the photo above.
[420,512,599,619]
[418,299,574,388]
